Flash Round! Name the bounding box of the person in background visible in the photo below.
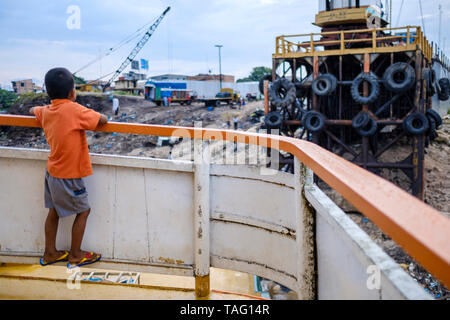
[110,95,119,116]
[233,116,239,130]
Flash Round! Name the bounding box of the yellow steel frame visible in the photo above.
[273,26,434,62]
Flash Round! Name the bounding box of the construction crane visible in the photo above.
[102,6,171,91]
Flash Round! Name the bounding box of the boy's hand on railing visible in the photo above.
[97,114,108,127]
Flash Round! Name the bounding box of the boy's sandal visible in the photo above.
[39,251,69,266]
[67,252,101,269]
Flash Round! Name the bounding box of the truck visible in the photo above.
[197,88,241,107]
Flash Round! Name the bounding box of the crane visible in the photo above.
[102,6,171,91]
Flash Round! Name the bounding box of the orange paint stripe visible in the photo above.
[1,114,449,288]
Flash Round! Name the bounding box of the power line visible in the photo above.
[418,0,426,35]
[396,0,404,27]
[73,16,159,75]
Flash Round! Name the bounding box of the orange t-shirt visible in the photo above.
[33,99,101,179]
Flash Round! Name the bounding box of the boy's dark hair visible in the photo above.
[44,68,74,100]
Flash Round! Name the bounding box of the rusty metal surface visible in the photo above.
[0,114,449,288]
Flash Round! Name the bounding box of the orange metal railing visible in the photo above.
[0,114,449,288]
[274,26,435,61]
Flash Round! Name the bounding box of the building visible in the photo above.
[113,71,147,94]
[150,74,189,81]
[122,71,147,81]
[187,74,235,83]
[11,79,42,94]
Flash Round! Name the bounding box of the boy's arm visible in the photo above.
[29,106,44,125]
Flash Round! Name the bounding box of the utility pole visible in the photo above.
[215,45,223,90]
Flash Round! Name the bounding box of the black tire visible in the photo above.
[423,68,437,96]
[268,78,296,109]
[352,113,370,129]
[426,109,442,128]
[438,92,450,101]
[264,111,283,129]
[438,78,450,95]
[312,73,337,96]
[357,118,378,137]
[426,116,438,141]
[351,72,380,104]
[302,111,325,133]
[259,74,273,95]
[403,112,429,135]
[383,62,416,93]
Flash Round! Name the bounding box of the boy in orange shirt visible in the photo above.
[30,68,108,268]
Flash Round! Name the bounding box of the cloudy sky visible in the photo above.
[0,0,449,88]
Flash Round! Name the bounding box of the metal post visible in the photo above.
[194,138,211,298]
[294,158,315,300]
[411,51,424,199]
[362,53,371,169]
[215,45,223,90]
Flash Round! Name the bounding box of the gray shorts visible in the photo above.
[44,170,90,217]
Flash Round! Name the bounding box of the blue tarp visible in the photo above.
[145,81,186,90]
[395,32,417,44]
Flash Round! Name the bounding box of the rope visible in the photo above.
[396,0,404,27]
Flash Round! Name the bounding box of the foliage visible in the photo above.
[237,67,272,83]
[0,89,18,108]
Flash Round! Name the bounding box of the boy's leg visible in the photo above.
[68,208,100,264]
[43,208,67,262]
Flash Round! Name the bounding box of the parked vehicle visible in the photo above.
[144,81,195,106]
[197,88,240,107]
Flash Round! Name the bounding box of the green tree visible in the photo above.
[73,75,86,84]
[237,66,272,83]
[0,89,17,109]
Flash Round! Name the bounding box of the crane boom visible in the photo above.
[103,6,170,91]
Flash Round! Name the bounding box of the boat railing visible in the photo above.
[0,114,448,299]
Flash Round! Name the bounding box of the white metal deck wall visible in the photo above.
[0,147,430,299]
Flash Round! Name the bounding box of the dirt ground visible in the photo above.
[0,93,448,299]
[321,117,450,299]
[0,93,264,159]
